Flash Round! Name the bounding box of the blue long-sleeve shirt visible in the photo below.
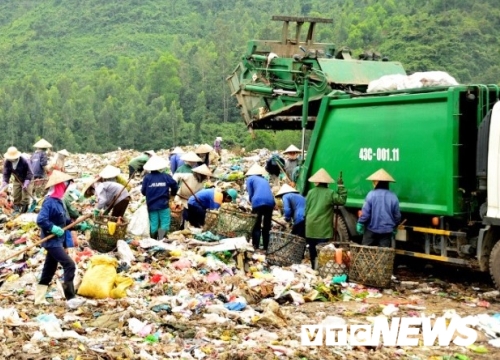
[3,156,33,183]
[358,189,401,233]
[246,175,275,208]
[170,154,185,174]
[36,197,71,248]
[282,192,306,224]
[30,151,48,178]
[141,171,178,211]
[187,188,221,210]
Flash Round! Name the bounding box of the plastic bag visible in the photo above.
[110,275,134,299]
[77,255,118,299]
[117,240,135,266]
[127,204,150,237]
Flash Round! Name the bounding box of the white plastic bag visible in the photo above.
[117,240,135,266]
[127,204,150,237]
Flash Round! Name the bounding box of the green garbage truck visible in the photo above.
[228,16,500,287]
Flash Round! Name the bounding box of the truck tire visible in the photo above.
[489,240,500,289]
[333,213,350,242]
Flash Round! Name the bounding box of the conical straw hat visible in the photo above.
[195,144,213,154]
[308,168,334,184]
[3,146,22,161]
[276,183,299,197]
[144,150,155,156]
[367,168,395,182]
[193,164,212,177]
[144,156,169,171]
[81,177,98,196]
[99,165,121,179]
[171,147,184,154]
[283,144,301,154]
[245,163,267,176]
[33,138,52,148]
[181,151,203,162]
[57,149,70,156]
[45,170,74,189]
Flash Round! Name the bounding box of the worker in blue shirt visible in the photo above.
[169,147,185,174]
[275,183,305,238]
[187,188,237,227]
[35,170,77,304]
[357,168,401,248]
[245,163,275,251]
[141,156,178,239]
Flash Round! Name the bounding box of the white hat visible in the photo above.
[57,149,70,157]
[144,150,155,156]
[181,151,203,162]
[308,168,334,184]
[33,138,52,149]
[245,163,267,176]
[216,137,222,141]
[171,147,184,154]
[276,183,299,197]
[283,144,301,154]
[367,168,395,182]
[195,144,213,154]
[144,156,169,171]
[193,164,212,177]
[3,146,22,161]
[99,165,121,179]
[45,170,74,189]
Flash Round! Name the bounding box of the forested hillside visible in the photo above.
[0,0,498,153]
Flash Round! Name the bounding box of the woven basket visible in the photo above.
[317,242,352,279]
[170,209,183,232]
[89,215,128,253]
[203,210,219,232]
[349,244,395,288]
[214,208,257,239]
[266,231,306,267]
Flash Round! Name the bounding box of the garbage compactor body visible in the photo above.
[228,16,500,289]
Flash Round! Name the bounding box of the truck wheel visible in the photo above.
[333,214,350,242]
[489,240,500,289]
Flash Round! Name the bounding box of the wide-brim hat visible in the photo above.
[33,138,52,149]
[57,149,70,157]
[171,147,184,154]
[3,146,22,161]
[283,144,301,154]
[216,137,222,141]
[45,170,74,189]
[276,183,299,197]
[193,164,212,177]
[81,177,98,197]
[308,168,334,184]
[195,144,213,154]
[99,165,121,179]
[144,156,169,171]
[245,163,267,176]
[181,151,203,162]
[144,150,155,156]
[367,168,395,182]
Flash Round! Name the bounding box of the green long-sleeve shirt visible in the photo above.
[63,190,81,220]
[305,185,347,239]
[128,154,149,172]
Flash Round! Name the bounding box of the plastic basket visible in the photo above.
[170,209,183,232]
[214,208,257,239]
[266,231,307,267]
[317,242,352,279]
[89,215,128,253]
[349,244,395,288]
[203,210,219,232]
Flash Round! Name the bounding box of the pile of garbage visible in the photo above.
[0,148,499,359]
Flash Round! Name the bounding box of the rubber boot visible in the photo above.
[34,284,49,305]
[157,229,166,240]
[62,282,75,300]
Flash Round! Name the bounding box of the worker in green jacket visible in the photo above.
[305,168,347,270]
[128,150,155,179]
[174,152,202,174]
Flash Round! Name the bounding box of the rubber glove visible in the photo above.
[77,221,92,231]
[93,209,101,216]
[22,180,30,190]
[50,225,64,237]
[356,222,365,235]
